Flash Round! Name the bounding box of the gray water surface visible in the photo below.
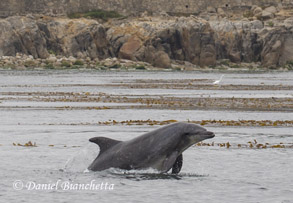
[0,70,292,203]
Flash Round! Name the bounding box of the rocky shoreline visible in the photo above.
[1,5,293,71]
[2,53,290,71]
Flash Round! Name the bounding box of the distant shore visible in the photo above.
[1,6,293,70]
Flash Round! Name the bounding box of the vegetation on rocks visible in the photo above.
[73,60,84,66]
[68,9,123,20]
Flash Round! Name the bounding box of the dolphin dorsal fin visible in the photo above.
[89,137,121,154]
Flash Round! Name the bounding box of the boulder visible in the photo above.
[217,8,226,17]
[278,35,293,65]
[264,6,277,14]
[207,6,216,13]
[0,16,49,58]
[284,17,293,28]
[253,7,263,17]
[261,10,274,20]
[260,29,284,67]
[153,51,171,68]
[118,36,142,60]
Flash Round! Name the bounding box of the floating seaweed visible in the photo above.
[40,119,293,127]
[1,90,292,111]
[195,140,291,149]
[93,119,293,127]
[13,141,37,147]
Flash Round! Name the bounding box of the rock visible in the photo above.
[249,20,264,30]
[251,5,258,11]
[153,51,171,68]
[1,15,293,69]
[260,28,284,67]
[0,16,109,60]
[141,11,148,17]
[229,51,241,63]
[76,52,85,59]
[278,35,293,65]
[0,16,48,58]
[217,8,226,17]
[284,17,293,28]
[105,16,293,68]
[118,36,142,60]
[253,7,262,17]
[47,55,57,63]
[207,6,216,13]
[261,10,274,20]
[68,56,76,63]
[159,11,169,17]
[26,14,35,20]
[264,6,277,14]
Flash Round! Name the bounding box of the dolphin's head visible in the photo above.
[182,123,215,144]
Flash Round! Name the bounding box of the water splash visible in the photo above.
[63,143,99,172]
[87,168,208,180]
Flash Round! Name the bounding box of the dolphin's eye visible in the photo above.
[185,132,194,136]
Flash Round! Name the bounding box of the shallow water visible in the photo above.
[0,70,293,203]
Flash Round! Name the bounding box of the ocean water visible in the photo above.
[0,70,292,203]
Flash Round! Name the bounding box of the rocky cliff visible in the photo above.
[1,9,293,68]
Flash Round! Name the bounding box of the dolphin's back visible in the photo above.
[89,123,187,171]
[87,122,211,172]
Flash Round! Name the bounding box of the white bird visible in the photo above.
[213,74,224,85]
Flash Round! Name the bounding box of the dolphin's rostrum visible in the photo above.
[88,122,215,174]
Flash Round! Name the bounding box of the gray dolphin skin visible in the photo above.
[88,122,215,174]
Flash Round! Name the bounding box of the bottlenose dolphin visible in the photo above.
[88,122,215,174]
